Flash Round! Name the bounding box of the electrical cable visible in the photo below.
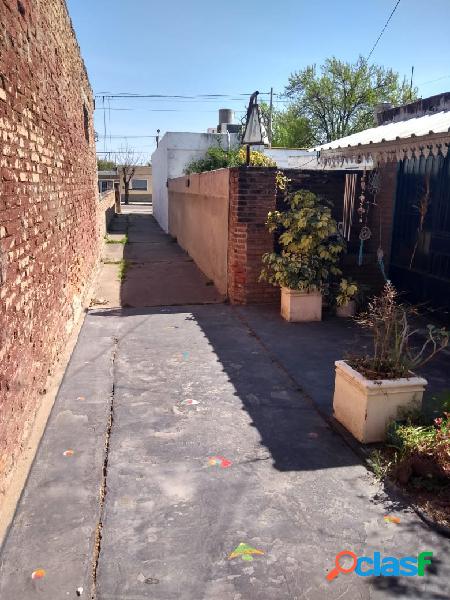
[366,0,401,61]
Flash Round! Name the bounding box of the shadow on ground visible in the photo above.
[108,204,224,307]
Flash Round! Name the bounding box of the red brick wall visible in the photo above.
[0,0,99,495]
[227,167,279,304]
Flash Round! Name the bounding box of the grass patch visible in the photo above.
[101,258,131,281]
[118,259,130,282]
[104,234,128,245]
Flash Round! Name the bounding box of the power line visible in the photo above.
[418,75,450,86]
[366,0,401,61]
[94,108,249,113]
[94,92,274,99]
[97,135,158,139]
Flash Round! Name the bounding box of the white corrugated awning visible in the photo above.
[312,111,450,151]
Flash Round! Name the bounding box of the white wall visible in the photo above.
[151,132,238,232]
[261,148,313,168]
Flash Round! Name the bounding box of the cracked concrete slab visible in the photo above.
[94,306,450,600]
[0,314,118,600]
[1,203,448,600]
[94,204,225,308]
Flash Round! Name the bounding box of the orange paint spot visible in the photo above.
[384,515,401,524]
[31,569,46,580]
[63,449,74,457]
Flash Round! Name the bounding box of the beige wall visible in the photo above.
[119,165,152,195]
[168,170,229,295]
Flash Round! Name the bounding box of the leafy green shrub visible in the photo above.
[335,278,358,306]
[387,413,450,482]
[260,189,344,291]
[184,146,275,174]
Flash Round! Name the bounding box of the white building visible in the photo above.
[151,131,238,232]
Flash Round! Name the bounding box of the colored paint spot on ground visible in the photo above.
[182,352,189,360]
[31,569,46,580]
[384,515,401,524]
[63,449,74,457]
[228,543,264,561]
[208,456,232,468]
[77,396,85,401]
[180,399,199,406]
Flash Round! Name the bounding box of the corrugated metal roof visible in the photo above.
[313,110,450,151]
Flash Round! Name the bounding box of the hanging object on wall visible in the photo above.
[357,169,367,223]
[358,226,372,266]
[377,247,388,281]
[343,174,357,241]
[368,170,381,206]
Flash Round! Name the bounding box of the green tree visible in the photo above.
[285,56,417,144]
[97,158,116,171]
[260,103,314,148]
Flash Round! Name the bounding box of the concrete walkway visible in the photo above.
[94,203,223,308]
[1,205,449,599]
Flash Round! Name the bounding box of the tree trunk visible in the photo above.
[124,181,130,205]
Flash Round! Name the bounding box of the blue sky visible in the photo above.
[67,0,450,161]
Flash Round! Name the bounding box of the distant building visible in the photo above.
[152,131,239,232]
[98,165,152,202]
[98,170,119,193]
[119,165,152,203]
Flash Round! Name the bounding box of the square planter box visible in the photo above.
[281,288,322,322]
[336,300,356,318]
[333,360,427,443]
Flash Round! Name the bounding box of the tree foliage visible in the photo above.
[285,56,417,144]
[97,158,116,171]
[184,146,275,174]
[116,145,144,204]
[260,103,314,148]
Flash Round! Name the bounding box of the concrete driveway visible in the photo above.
[1,205,448,600]
[1,305,449,599]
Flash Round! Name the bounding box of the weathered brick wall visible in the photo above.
[228,167,279,304]
[0,0,99,496]
[99,189,116,237]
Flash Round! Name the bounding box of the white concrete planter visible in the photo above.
[336,300,356,318]
[280,288,322,322]
[333,360,427,443]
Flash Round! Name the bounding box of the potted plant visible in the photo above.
[335,278,358,317]
[260,189,344,322]
[333,282,449,443]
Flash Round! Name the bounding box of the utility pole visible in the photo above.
[268,87,273,147]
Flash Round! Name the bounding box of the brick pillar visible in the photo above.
[227,167,279,304]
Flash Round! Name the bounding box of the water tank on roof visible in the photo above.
[219,108,234,126]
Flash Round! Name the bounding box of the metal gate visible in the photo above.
[390,153,450,314]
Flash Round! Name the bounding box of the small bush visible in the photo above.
[260,189,344,291]
[184,146,275,174]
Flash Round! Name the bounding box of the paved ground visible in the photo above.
[1,205,449,600]
[236,305,450,420]
[93,203,223,308]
